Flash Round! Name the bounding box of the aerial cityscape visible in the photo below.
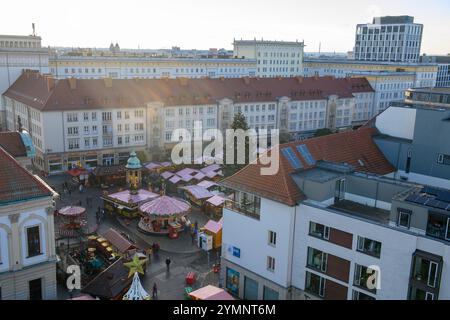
[0,0,450,308]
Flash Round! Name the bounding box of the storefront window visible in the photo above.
[226,268,240,296]
[263,286,279,300]
[48,159,63,173]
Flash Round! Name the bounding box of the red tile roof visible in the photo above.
[0,146,53,204]
[0,131,26,157]
[221,127,395,206]
[3,71,374,111]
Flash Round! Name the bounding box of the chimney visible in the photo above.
[68,77,77,90]
[104,77,113,88]
[243,77,250,85]
[46,76,55,92]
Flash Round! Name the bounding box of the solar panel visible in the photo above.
[296,144,316,166]
[405,194,419,203]
[281,147,303,170]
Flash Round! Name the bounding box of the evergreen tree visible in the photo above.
[224,112,251,176]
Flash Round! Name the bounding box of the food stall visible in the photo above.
[188,285,235,300]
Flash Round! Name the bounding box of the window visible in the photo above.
[117,111,122,119]
[67,113,78,122]
[83,112,89,121]
[305,272,325,297]
[354,264,377,293]
[357,236,382,258]
[397,208,412,229]
[307,247,327,272]
[92,138,98,147]
[426,213,450,241]
[84,138,90,148]
[68,138,80,150]
[67,127,79,135]
[263,286,279,300]
[267,256,275,272]
[437,153,450,165]
[91,112,97,121]
[92,125,98,134]
[411,255,440,288]
[102,112,112,121]
[268,231,277,247]
[26,226,41,257]
[352,290,375,300]
[309,222,330,240]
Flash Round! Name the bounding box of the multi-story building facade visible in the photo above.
[220,127,450,300]
[0,34,49,131]
[233,39,304,78]
[373,91,450,189]
[354,16,423,63]
[49,55,256,80]
[304,58,437,88]
[304,58,437,114]
[2,71,374,174]
[0,145,57,300]
[421,55,450,88]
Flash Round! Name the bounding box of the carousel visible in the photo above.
[102,151,158,218]
[55,206,87,238]
[138,195,191,238]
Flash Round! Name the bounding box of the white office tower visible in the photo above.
[354,16,423,63]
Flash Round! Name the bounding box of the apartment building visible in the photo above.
[49,55,256,80]
[0,146,57,300]
[372,93,450,189]
[420,55,450,88]
[220,127,450,300]
[0,34,49,131]
[354,16,423,63]
[233,39,304,78]
[2,71,374,174]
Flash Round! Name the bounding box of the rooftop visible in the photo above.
[0,131,27,157]
[221,127,395,206]
[329,200,391,224]
[0,146,54,205]
[3,71,374,111]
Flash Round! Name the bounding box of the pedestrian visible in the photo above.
[165,257,171,272]
[152,283,158,299]
[79,184,83,193]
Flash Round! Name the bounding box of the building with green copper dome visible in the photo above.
[126,151,142,194]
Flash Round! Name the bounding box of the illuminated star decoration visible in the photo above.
[124,254,147,278]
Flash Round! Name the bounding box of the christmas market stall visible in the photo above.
[205,195,226,218]
[200,218,223,249]
[81,258,133,300]
[179,185,214,207]
[138,195,191,238]
[92,164,126,188]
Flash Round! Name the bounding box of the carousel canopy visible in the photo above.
[125,151,142,170]
[107,189,159,205]
[140,195,190,216]
[59,206,86,216]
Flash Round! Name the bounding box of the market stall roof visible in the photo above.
[93,165,126,176]
[161,171,174,179]
[67,168,87,177]
[102,228,136,253]
[107,189,159,205]
[197,180,218,189]
[206,195,226,207]
[203,218,223,234]
[169,175,181,184]
[180,185,213,200]
[58,206,86,216]
[140,195,190,216]
[189,285,235,300]
[145,161,173,170]
[201,164,221,173]
[81,258,132,299]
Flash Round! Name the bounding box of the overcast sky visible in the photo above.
[1,0,449,54]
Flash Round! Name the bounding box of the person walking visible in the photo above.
[165,257,171,272]
[152,283,158,299]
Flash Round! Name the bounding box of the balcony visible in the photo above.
[224,199,260,221]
